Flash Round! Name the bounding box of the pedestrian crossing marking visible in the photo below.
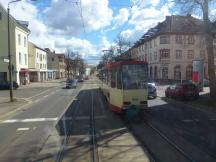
[0,117,58,124]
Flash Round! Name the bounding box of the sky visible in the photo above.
[1,0,215,65]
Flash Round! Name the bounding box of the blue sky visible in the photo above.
[1,0,215,65]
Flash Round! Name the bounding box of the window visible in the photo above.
[37,53,38,58]
[117,67,122,89]
[150,53,152,61]
[40,64,42,69]
[24,54,27,65]
[52,57,54,61]
[188,35,194,44]
[18,34,21,45]
[154,52,157,60]
[37,63,39,68]
[111,70,116,88]
[160,49,170,59]
[160,35,170,44]
[40,54,42,61]
[24,37,26,47]
[186,65,193,80]
[19,52,22,64]
[150,41,152,48]
[187,50,194,59]
[176,50,182,59]
[0,12,2,20]
[174,65,181,80]
[162,67,168,79]
[154,66,158,79]
[176,35,182,44]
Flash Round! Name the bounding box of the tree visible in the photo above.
[65,49,85,77]
[115,34,132,55]
[174,0,216,99]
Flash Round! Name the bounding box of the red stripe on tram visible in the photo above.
[110,104,123,114]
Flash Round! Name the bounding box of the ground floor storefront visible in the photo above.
[29,69,58,82]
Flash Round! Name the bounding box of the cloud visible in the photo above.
[112,8,129,29]
[121,2,171,42]
[44,0,113,36]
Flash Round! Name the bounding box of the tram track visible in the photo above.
[124,116,196,162]
[90,90,99,162]
[139,109,216,162]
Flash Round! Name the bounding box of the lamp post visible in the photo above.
[7,0,21,102]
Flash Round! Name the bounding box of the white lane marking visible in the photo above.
[17,127,30,131]
[43,95,49,98]
[0,117,58,124]
[182,119,193,122]
[2,119,19,123]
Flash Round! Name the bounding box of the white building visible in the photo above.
[28,42,48,82]
[128,15,216,82]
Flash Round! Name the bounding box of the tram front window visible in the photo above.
[122,64,147,89]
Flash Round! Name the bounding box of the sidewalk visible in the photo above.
[0,97,30,119]
[19,78,66,89]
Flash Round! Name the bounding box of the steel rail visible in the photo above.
[90,87,99,162]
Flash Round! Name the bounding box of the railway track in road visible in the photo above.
[125,117,197,162]
[133,109,216,162]
[90,91,99,162]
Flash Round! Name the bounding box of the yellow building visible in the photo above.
[0,3,30,85]
[28,42,48,82]
[56,53,66,78]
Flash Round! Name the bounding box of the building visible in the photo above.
[127,15,216,82]
[28,42,48,82]
[45,48,59,80]
[0,3,30,85]
[56,53,66,78]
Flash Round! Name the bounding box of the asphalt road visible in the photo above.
[0,77,215,162]
[0,81,83,162]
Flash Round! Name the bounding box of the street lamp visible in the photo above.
[7,0,22,102]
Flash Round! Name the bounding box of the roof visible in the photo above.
[56,54,65,58]
[140,15,203,43]
[107,61,147,69]
[0,2,30,33]
[29,42,47,53]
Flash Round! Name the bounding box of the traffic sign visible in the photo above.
[3,58,9,63]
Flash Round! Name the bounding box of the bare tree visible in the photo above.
[174,0,216,99]
[115,34,132,55]
[65,49,85,77]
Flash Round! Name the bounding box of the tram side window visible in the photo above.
[117,67,122,89]
[111,70,116,88]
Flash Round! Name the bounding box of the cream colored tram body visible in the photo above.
[100,61,148,113]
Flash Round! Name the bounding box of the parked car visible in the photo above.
[148,83,157,99]
[203,78,209,87]
[77,76,84,82]
[66,79,77,89]
[0,81,19,90]
[165,83,199,100]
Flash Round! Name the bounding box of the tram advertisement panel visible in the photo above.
[192,59,204,91]
[122,64,147,89]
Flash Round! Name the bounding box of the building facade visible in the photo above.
[28,42,48,82]
[56,54,66,78]
[0,3,30,85]
[129,15,216,82]
[45,48,59,80]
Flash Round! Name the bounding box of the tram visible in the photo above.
[99,59,148,114]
